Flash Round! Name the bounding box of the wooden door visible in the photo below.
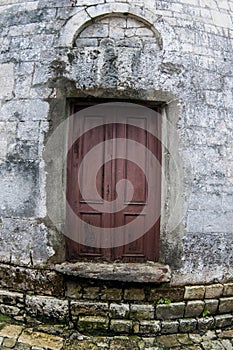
[66,102,161,262]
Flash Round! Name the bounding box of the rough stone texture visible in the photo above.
[219,297,233,313]
[0,63,14,100]
[161,320,179,334]
[77,316,109,333]
[110,319,132,333]
[223,283,233,297]
[197,317,215,333]
[205,284,223,299]
[204,299,219,315]
[185,301,205,318]
[55,262,171,283]
[215,314,233,329]
[109,303,130,319]
[184,286,205,300]
[124,288,145,301]
[179,318,197,333]
[100,287,122,301]
[65,281,82,299]
[0,321,232,348]
[0,325,23,339]
[0,0,232,288]
[139,320,161,335]
[70,301,109,321]
[148,287,184,302]
[25,295,69,322]
[129,304,154,320]
[156,302,185,320]
[18,329,63,350]
[0,264,64,297]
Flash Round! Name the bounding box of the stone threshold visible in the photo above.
[54,261,171,283]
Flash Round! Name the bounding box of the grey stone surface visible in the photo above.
[139,320,161,335]
[179,318,197,333]
[161,320,179,334]
[0,219,55,265]
[25,295,69,322]
[109,303,130,319]
[55,261,171,283]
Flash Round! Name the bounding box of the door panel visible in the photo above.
[66,102,161,262]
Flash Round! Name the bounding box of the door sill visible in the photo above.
[54,261,171,284]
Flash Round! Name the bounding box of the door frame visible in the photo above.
[66,99,162,262]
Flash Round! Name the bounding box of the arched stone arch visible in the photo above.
[59,2,162,48]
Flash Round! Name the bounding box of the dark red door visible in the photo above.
[66,102,161,261]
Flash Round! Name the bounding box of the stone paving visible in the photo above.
[0,322,232,349]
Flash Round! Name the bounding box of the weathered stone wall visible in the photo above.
[0,0,232,285]
[0,264,232,336]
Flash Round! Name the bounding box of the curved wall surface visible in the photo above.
[0,0,232,285]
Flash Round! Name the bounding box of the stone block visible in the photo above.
[161,320,179,334]
[124,288,145,301]
[18,328,63,350]
[109,337,138,350]
[139,320,161,335]
[0,265,64,297]
[204,299,219,315]
[3,337,17,347]
[0,219,54,265]
[223,283,233,297]
[176,333,194,345]
[184,285,205,300]
[156,302,185,320]
[17,121,40,141]
[75,38,98,47]
[197,317,215,332]
[148,287,184,302]
[0,324,23,338]
[80,23,109,38]
[179,318,197,333]
[0,140,7,159]
[0,63,14,99]
[215,314,233,328]
[185,301,205,317]
[110,319,132,333]
[0,162,40,218]
[0,100,49,122]
[0,304,21,317]
[65,281,82,299]
[211,10,232,28]
[136,27,154,37]
[100,287,122,301]
[78,316,109,333]
[0,290,24,305]
[219,297,233,313]
[157,334,180,347]
[25,295,69,322]
[205,284,223,298]
[130,304,154,320]
[83,287,100,300]
[71,301,108,320]
[109,303,129,319]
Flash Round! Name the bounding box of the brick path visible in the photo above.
[0,322,233,349]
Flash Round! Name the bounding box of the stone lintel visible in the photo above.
[54,262,171,283]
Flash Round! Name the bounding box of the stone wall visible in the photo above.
[0,0,232,286]
[0,264,232,336]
